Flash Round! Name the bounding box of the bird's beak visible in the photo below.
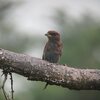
[45,33,51,37]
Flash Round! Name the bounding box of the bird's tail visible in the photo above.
[43,82,48,90]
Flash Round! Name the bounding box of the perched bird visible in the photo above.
[42,30,63,89]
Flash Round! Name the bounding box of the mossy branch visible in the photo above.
[0,48,100,90]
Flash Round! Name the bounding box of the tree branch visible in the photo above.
[0,48,100,90]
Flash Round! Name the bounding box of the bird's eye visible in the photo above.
[49,33,56,36]
[48,31,59,36]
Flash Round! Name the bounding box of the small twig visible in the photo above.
[1,69,12,100]
[2,73,8,100]
[9,72,14,100]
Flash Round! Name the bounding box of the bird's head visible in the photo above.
[45,30,60,42]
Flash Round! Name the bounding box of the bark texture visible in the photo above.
[0,48,100,90]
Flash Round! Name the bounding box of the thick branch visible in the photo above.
[0,48,100,90]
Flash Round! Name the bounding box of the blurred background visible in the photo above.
[0,0,100,100]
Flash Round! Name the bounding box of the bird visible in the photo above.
[42,30,63,89]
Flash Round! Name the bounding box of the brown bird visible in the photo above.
[42,30,63,89]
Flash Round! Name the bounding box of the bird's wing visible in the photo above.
[60,42,63,57]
